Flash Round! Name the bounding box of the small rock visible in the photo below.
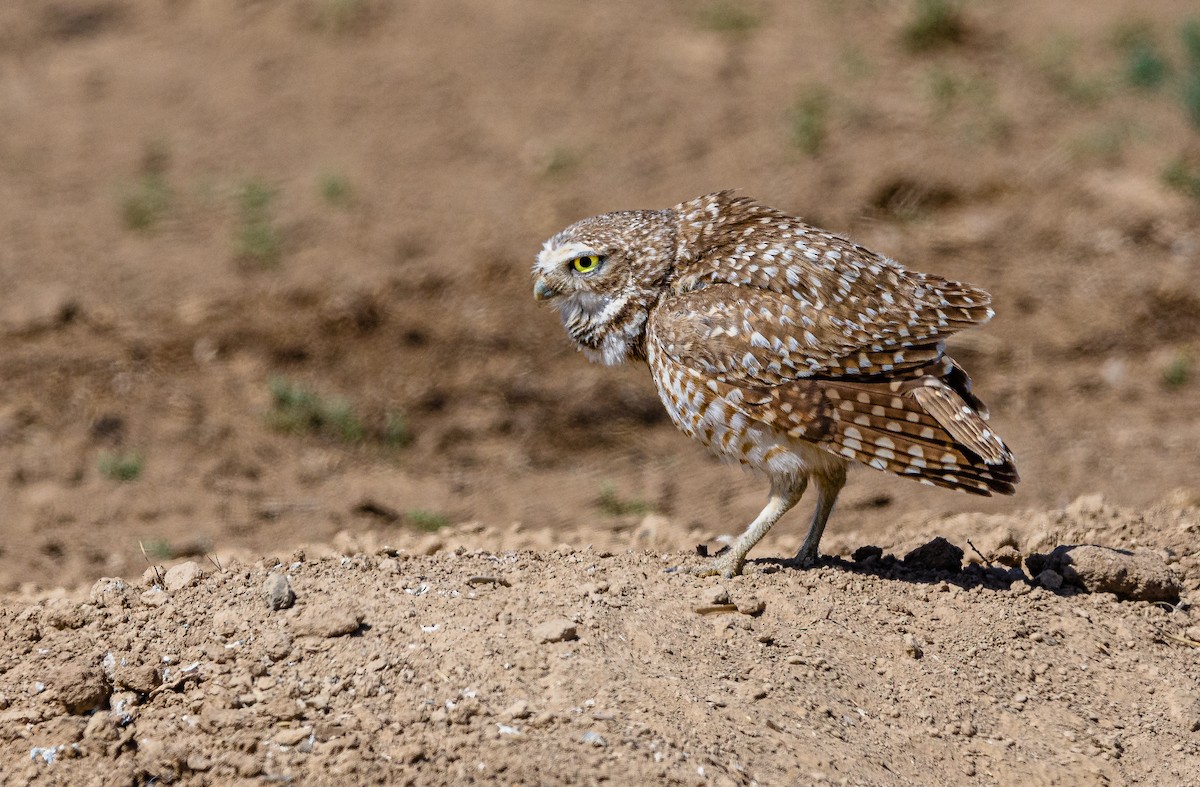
[852,545,884,563]
[1032,545,1182,602]
[533,618,578,644]
[1035,569,1064,591]
[273,727,312,747]
[736,596,766,616]
[377,558,400,574]
[263,573,296,611]
[54,664,110,715]
[1009,580,1033,596]
[903,537,964,572]
[163,562,204,592]
[701,586,731,606]
[579,731,607,747]
[903,633,924,659]
[293,605,362,638]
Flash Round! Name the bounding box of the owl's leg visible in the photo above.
[693,474,809,578]
[793,462,847,567]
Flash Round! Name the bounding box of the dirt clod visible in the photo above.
[90,578,132,608]
[533,618,578,644]
[112,664,160,694]
[852,545,884,563]
[736,596,766,616]
[53,664,109,715]
[903,537,964,572]
[1031,545,1183,602]
[43,598,87,630]
[294,604,362,637]
[163,561,205,592]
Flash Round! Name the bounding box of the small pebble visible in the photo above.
[579,731,607,747]
[273,727,312,747]
[164,561,205,592]
[904,633,924,659]
[736,597,766,617]
[293,605,363,638]
[263,573,296,611]
[533,618,578,644]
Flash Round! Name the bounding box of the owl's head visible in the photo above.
[533,209,676,365]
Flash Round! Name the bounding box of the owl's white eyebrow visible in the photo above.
[549,241,601,259]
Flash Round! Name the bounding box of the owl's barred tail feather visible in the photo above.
[816,370,1018,496]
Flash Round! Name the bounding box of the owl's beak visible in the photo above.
[533,278,559,301]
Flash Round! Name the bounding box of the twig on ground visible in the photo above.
[138,541,165,589]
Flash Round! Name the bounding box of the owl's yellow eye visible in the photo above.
[571,254,602,273]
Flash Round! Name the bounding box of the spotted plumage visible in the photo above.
[534,192,1018,577]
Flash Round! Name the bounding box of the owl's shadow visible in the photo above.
[747,536,1065,596]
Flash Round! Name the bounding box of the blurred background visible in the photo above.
[1,0,1198,590]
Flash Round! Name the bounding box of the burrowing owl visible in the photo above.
[533,192,1017,577]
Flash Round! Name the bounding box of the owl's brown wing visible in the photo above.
[648,286,1017,495]
[650,284,981,385]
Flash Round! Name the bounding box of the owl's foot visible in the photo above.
[792,548,821,569]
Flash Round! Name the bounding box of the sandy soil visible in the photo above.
[2,498,1198,785]
[2,0,1199,783]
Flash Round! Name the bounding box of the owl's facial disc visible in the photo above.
[534,209,674,365]
[533,237,635,357]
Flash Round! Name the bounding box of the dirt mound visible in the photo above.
[3,500,1198,785]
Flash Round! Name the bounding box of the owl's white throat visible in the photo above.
[554,290,644,366]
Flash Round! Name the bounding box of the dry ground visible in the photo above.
[1,0,1199,783]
